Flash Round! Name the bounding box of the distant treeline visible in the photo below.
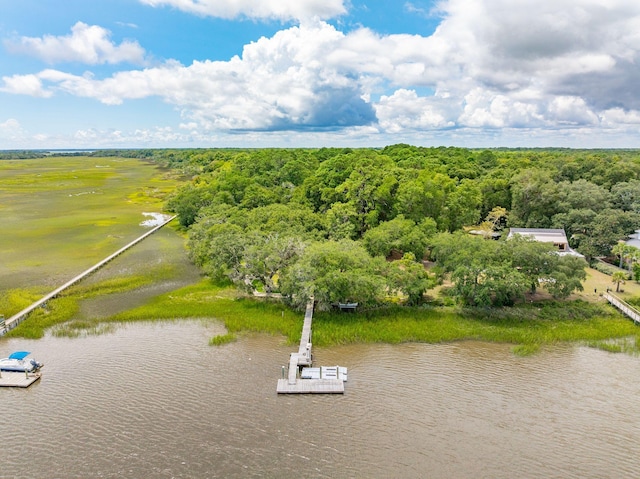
[0,150,47,159]
[0,150,95,159]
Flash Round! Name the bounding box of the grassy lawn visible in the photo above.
[578,267,640,299]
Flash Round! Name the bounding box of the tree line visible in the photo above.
[143,145,640,309]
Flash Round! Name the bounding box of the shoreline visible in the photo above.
[4,278,639,356]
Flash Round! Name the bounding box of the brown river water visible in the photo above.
[1,321,639,479]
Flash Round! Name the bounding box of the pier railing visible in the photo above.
[603,292,640,325]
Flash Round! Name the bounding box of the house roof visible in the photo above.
[507,228,568,243]
[507,228,584,258]
[626,229,640,249]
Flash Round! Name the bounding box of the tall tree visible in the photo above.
[612,271,627,293]
[509,169,559,227]
[280,240,387,311]
[386,253,432,305]
[362,215,436,259]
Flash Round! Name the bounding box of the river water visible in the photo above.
[1,322,639,479]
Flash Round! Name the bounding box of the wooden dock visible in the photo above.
[603,292,640,325]
[1,215,176,336]
[0,371,41,388]
[276,378,344,394]
[277,299,347,394]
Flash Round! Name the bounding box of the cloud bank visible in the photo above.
[3,0,640,145]
[139,0,347,21]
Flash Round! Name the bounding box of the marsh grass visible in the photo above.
[7,296,80,339]
[310,301,640,353]
[59,278,640,354]
[68,275,154,299]
[587,337,638,354]
[6,275,640,354]
[0,156,182,293]
[23,279,300,342]
[4,262,187,338]
[103,280,303,344]
[209,333,237,346]
[0,288,45,318]
[512,344,541,356]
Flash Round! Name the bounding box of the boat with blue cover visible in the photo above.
[0,351,43,372]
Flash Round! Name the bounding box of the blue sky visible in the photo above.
[1,0,639,149]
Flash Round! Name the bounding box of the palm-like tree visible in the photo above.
[611,242,629,269]
[612,271,627,293]
[611,242,639,272]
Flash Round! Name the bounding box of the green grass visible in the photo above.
[102,280,303,343]
[0,156,183,293]
[3,262,187,339]
[8,279,300,342]
[308,300,639,351]
[209,333,237,346]
[512,344,541,356]
[9,276,637,355]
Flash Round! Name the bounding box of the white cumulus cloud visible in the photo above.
[4,22,146,65]
[0,118,21,130]
[139,0,347,21]
[4,0,640,140]
[1,73,52,97]
[3,23,376,131]
[375,89,454,132]
[0,118,25,141]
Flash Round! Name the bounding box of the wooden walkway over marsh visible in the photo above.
[0,215,176,336]
[603,292,640,325]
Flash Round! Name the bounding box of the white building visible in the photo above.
[507,228,584,257]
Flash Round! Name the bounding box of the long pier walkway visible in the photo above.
[0,215,176,336]
[277,299,347,394]
[603,292,640,325]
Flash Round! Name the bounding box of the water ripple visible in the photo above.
[2,327,640,478]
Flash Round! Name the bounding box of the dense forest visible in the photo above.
[9,146,640,310]
[122,145,637,310]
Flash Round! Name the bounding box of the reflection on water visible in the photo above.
[1,322,639,478]
[140,212,174,227]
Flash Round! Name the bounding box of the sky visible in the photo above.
[1,0,640,149]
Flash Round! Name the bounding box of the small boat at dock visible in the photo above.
[0,351,43,372]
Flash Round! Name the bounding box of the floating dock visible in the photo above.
[277,300,347,394]
[276,377,344,394]
[0,372,41,388]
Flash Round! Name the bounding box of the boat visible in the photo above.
[0,351,43,372]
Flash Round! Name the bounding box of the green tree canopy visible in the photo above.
[280,240,388,311]
[362,215,436,259]
[430,232,586,305]
[386,253,432,305]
